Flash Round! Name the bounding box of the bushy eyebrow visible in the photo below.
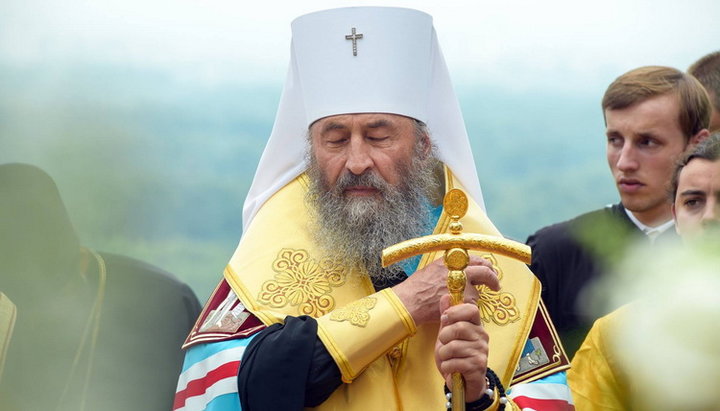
[320,118,394,133]
[679,189,706,197]
[321,122,347,133]
[366,119,392,129]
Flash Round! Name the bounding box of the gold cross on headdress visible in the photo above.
[345,27,363,56]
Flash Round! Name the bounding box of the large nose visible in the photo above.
[345,137,373,176]
[616,143,639,172]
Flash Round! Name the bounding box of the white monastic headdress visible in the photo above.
[242,7,485,231]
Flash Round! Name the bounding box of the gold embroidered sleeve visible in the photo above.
[316,288,416,383]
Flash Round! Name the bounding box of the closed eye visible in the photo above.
[325,137,348,147]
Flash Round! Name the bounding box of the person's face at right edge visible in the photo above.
[673,157,720,238]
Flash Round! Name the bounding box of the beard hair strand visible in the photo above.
[306,146,440,280]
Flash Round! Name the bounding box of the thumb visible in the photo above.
[439,294,451,319]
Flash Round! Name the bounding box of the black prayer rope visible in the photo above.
[443,367,507,411]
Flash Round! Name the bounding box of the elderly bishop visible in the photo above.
[174,7,573,411]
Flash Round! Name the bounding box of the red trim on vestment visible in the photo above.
[183,279,266,349]
[173,360,241,410]
[512,396,575,411]
[511,300,570,384]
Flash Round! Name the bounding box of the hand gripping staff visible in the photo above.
[381,189,531,411]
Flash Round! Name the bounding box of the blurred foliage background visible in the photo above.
[0,63,615,301]
[5,0,718,302]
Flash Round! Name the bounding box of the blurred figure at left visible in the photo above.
[0,163,202,411]
[0,292,15,382]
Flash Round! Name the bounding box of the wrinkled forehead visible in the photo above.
[309,112,417,134]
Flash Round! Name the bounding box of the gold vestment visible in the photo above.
[223,168,551,410]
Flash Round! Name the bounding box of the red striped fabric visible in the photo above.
[513,395,575,410]
[173,360,241,410]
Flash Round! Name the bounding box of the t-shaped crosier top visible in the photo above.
[381,188,531,410]
[381,188,531,271]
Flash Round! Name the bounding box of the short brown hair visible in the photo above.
[602,66,711,141]
[670,131,720,200]
[688,51,720,111]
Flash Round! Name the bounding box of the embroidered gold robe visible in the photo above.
[203,167,565,410]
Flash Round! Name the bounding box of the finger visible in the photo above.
[463,285,480,305]
[436,339,488,361]
[438,308,485,345]
[438,321,486,345]
[439,294,452,314]
[441,303,482,325]
[441,255,493,269]
[467,255,495,268]
[438,358,487,381]
[465,265,500,291]
[429,254,494,269]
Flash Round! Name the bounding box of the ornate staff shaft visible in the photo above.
[381,189,531,411]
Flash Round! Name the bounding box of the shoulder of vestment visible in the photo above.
[182,278,266,349]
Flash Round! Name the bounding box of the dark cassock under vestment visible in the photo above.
[0,163,202,411]
[175,170,574,411]
[174,7,574,411]
[526,202,678,358]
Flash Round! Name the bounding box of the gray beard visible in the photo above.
[306,150,440,281]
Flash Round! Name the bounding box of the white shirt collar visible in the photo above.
[624,208,675,242]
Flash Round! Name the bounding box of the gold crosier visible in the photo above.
[381,188,531,411]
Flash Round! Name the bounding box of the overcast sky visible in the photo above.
[2,0,719,92]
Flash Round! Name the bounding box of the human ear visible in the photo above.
[672,203,680,234]
[689,128,710,147]
[419,134,432,157]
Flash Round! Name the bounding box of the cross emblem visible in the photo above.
[345,27,363,56]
